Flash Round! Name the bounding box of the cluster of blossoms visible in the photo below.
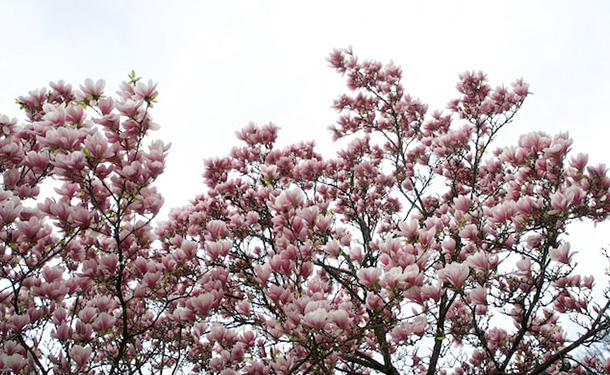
[1,50,610,374]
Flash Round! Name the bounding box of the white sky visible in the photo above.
[2,1,610,280]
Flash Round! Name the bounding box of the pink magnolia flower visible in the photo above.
[549,243,575,264]
[516,257,532,275]
[442,237,456,254]
[357,267,382,288]
[398,219,419,241]
[438,262,470,288]
[70,345,92,368]
[328,309,351,330]
[350,246,364,262]
[467,251,499,271]
[412,316,428,336]
[381,267,409,289]
[9,314,30,333]
[365,293,384,311]
[134,79,158,101]
[92,312,116,333]
[42,266,64,283]
[98,97,114,115]
[79,78,105,100]
[236,300,251,316]
[468,286,487,306]
[78,307,96,323]
[255,264,272,285]
[1,354,25,373]
[272,189,305,211]
[304,308,327,330]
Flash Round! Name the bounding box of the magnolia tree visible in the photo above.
[1,50,610,375]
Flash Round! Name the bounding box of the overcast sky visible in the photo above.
[2,1,610,279]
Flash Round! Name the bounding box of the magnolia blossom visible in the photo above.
[357,267,382,288]
[439,262,470,288]
[549,243,575,264]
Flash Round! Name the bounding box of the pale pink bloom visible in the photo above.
[209,356,226,372]
[469,286,487,306]
[549,243,575,264]
[568,152,589,171]
[526,234,542,249]
[70,345,92,368]
[98,97,114,115]
[453,196,472,212]
[382,267,409,289]
[1,354,25,372]
[314,214,332,232]
[255,264,272,285]
[207,220,230,238]
[240,330,256,346]
[236,122,279,147]
[143,271,162,289]
[490,201,516,224]
[271,356,294,375]
[583,275,594,289]
[328,310,350,330]
[10,314,30,333]
[52,322,71,341]
[24,151,51,171]
[304,308,327,330]
[236,300,251,316]
[208,324,228,343]
[272,188,305,211]
[78,307,97,323]
[54,307,68,322]
[79,78,105,100]
[403,264,422,285]
[134,79,158,101]
[544,133,572,160]
[467,251,498,271]
[0,197,22,225]
[84,132,112,161]
[350,246,364,262]
[365,293,383,311]
[550,191,574,213]
[390,322,413,343]
[515,196,534,215]
[269,254,291,274]
[357,267,382,288]
[205,240,232,260]
[300,261,314,278]
[419,227,436,248]
[421,284,443,302]
[412,316,428,336]
[172,307,194,321]
[438,262,470,288]
[100,254,118,273]
[398,219,418,240]
[95,296,118,312]
[324,240,341,257]
[266,284,291,304]
[191,293,216,315]
[245,211,260,225]
[459,224,478,241]
[92,312,116,332]
[260,164,280,181]
[42,265,64,283]
[516,257,532,275]
[442,237,456,254]
[69,206,92,227]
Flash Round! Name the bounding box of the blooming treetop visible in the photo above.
[1,51,610,374]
